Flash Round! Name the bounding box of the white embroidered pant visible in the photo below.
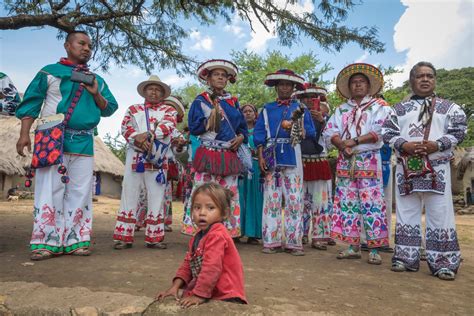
[262,167,304,250]
[31,154,93,254]
[113,150,167,244]
[392,166,461,274]
[302,179,333,242]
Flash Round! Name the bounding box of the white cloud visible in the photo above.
[355,51,369,63]
[189,30,214,52]
[389,0,473,87]
[224,16,246,39]
[245,0,314,53]
[162,74,193,89]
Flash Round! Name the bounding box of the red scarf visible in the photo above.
[277,98,292,106]
[59,58,90,72]
[200,92,237,108]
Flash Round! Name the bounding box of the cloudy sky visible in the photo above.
[1,0,472,138]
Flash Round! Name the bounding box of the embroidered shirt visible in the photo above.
[121,103,178,150]
[253,99,316,167]
[382,97,467,159]
[382,96,467,195]
[15,63,118,156]
[0,72,21,116]
[188,92,248,143]
[324,95,392,153]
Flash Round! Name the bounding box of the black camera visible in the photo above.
[70,70,95,86]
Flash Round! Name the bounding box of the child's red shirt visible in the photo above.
[174,223,247,303]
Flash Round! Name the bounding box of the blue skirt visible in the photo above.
[239,159,263,238]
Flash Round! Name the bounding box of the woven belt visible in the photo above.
[65,128,94,140]
[275,138,290,144]
[200,139,231,150]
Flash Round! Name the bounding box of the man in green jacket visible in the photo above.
[16,31,118,260]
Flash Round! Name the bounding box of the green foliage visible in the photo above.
[227,50,332,107]
[172,49,332,112]
[2,0,385,73]
[103,132,127,163]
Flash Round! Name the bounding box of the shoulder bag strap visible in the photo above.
[62,85,86,126]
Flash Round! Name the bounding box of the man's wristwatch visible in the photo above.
[353,137,360,146]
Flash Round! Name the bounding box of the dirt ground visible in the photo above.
[0,197,473,315]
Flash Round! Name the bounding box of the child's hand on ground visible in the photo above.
[179,295,206,308]
[155,286,180,301]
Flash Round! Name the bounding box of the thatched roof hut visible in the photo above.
[0,116,124,198]
[450,146,474,195]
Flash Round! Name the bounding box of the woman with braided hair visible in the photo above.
[182,59,248,239]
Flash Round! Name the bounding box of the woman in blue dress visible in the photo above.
[239,104,263,244]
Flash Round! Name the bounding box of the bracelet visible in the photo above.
[353,137,359,145]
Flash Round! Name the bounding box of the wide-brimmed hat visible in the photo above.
[197,59,238,84]
[163,95,186,117]
[137,75,171,99]
[264,69,305,91]
[336,63,383,99]
[293,82,328,97]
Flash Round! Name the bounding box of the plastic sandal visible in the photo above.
[71,248,91,256]
[30,250,54,261]
[391,261,407,272]
[302,236,309,244]
[114,241,133,250]
[436,268,455,281]
[164,225,173,232]
[311,241,327,250]
[146,242,167,249]
[336,248,362,259]
[290,249,305,256]
[368,251,382,265]
[262,247,280,254]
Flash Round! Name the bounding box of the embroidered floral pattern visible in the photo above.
[262,170,303,250]
[331,177,389,247]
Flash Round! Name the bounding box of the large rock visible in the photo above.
[0,281,153,316]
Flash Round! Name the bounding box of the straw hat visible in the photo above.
[264,69,305,91]
[163,95,186,117]
[137,75,171,99]
[197,59,238,84]
[336,63,383,99]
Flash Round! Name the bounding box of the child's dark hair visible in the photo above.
[191,182,234,219]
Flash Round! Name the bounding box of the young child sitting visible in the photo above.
[156,182,247,308]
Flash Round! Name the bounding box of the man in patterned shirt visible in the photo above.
[382,61,467,280]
